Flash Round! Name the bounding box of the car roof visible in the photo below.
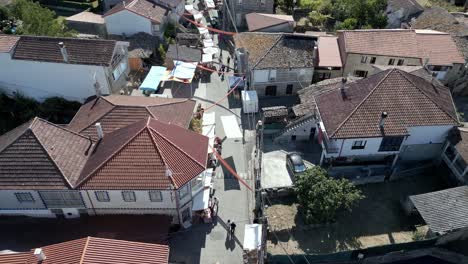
[288,153,303,165]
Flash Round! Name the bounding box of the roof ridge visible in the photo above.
[79,237,91,264]
[252,34,283,69]
[29,125,74,189]
[76,121,148,188]
[398,70,459,123]
[126,0,139,8]
[329,70,395,138]
[145,125,178,188]
[148,124,205,168]
[35,117,96,141]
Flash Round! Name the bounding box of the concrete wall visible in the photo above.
[81,190,176,210]
[276,118,317,142]
[322,125,453,161]
[105,10,152,36]
[0,190,46,210]
[342,53,422,77]
[253,23,293,33]
[313,68,342,83]
[0,53,112,102]
[231,0,274,27]
[251,68,314,96]
[66,21,107,37]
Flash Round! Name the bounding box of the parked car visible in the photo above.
[286,153,306,174]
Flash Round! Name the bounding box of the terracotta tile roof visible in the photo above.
[338,29,420,58]
[337,29,465,66]
[317,36,342,68]
[13,36,118,66]
[412,7,468,60]
[245,13,294,32]
[233,33,316,69]
[0,237,169,264]
[0,34,20,53]
[77,118,208,190]
[104,0,169,24]
[0,252,29,264]
[416,30,465,65]
[68,95,195,140]
[315,69,458,139]
[0,118,93,189]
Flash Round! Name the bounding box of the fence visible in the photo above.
[268,237,438,263]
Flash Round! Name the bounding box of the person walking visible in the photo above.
[230,221,236,237]
[226,56,231,72]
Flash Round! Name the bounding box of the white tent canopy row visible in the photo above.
[221,115,242,139]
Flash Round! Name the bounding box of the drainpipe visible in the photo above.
[173,184,182,224]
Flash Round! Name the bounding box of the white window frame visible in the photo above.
[112,60,128,80]
[95,191,110,202]
[397,59,404,66]
[15,192,35,203]
[361,56,368,63]
[388,58,395,65]
[191,174,204,195]
[149,190,163,202]
[122,191,136,202]
[352,140,366,150]
[179,185,189,200]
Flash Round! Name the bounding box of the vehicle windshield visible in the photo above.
[294,164,306,172]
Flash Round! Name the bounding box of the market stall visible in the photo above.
[138,66,167,94]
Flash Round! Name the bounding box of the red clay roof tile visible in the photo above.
[316,69,458,139]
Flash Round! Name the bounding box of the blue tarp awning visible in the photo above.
[139,66,167,92]
[228,76,245,90]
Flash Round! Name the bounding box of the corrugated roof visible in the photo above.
[410,186,468,234]
[13,36,117,66]
[245,13,294,32]
[233,33,316,69]
[104,0,169,24]
[0,118,93,189]
[0,34,20,53]
[77,117,208,189]
[315,69,458,139]
[317,36,342,68]
[68,95,196,140]
[337,29,465,66]
[0,237,169,264]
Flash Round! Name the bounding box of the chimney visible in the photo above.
[95,123,104,140]
[34,248,46,261]
[423,58,429,66]
[340,77,347,98]
[58,42,68,63]
[379,112,388,129]
[165,166,173,177]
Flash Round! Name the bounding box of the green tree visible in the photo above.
[336,17,358,30]
[307,11,330,27]
[10,0,75,36]
[294,167,364,224]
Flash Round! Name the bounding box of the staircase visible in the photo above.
[273,114,315,141]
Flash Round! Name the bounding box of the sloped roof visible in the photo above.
[0,237,169,264]
[0,118,93,189]
[0,34,20,53]
[293,77,360,117]
[315,69,458,139]
[104,0,169,24]
[68,95,196,140]
[317,36,342,68]
[233,33,316,69]
[65,11,105,24]
[12,36,118,66]
[77,118,208,190]
[412,7,468,61]
[454,129,468,162]
[166,44,202,62]
[245,13,294,32]
[337,29,465,65]
[410,186,468,234]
